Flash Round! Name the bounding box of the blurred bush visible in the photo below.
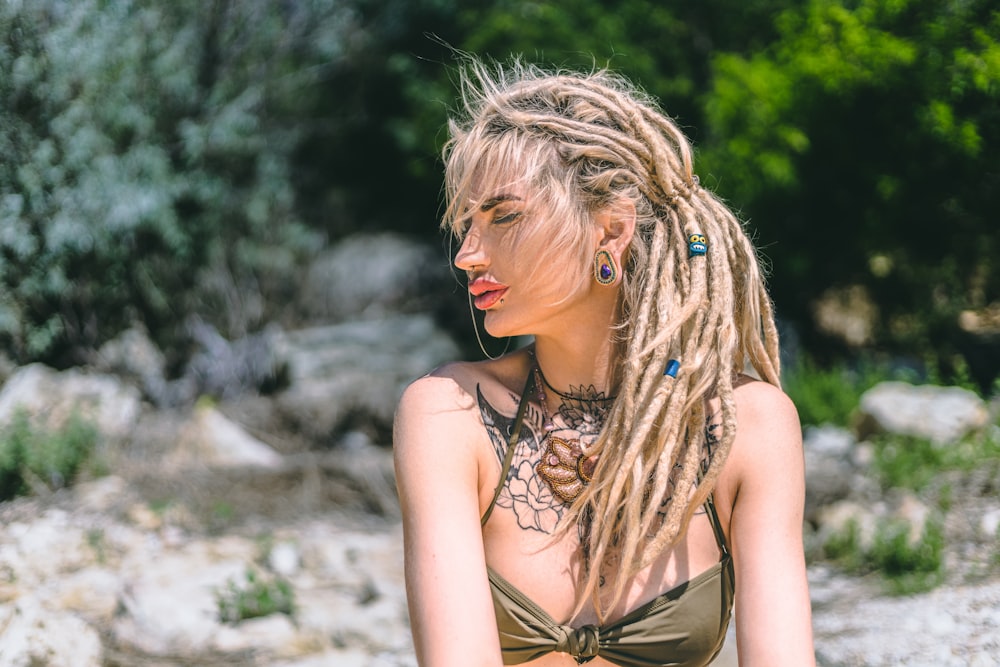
[700,0,1000,385]
[1,0,997,386]
[0,408,97,500]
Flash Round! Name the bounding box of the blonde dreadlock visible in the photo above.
[442,59,781,621]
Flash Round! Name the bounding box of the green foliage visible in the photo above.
[820,518,864,568]
[872,428,1000,492]
[873,519,946,594]
[216,569,295,625]
[822,517,945,594]
[702,0,1000,375]
[0,408,98,501]
[0,0,329,365]
[2,0,998,382]
[782,354,898,426]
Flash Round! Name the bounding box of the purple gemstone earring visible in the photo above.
[594,249,617,286]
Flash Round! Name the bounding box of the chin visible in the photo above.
[483,311,525,340]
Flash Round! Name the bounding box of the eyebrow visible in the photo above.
[479,194,523,212]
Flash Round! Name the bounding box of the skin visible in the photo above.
[393,189,815,666]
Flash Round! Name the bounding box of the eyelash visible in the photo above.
[493,212,522,225]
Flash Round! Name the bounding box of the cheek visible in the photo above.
[520,255,591,304]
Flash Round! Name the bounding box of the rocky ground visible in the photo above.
[1,234,998,666]
[1,431,998,667]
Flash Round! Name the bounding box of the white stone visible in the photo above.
[272,648,371,667]
[858,381,989,445]
[0,510,95,586]
[979,508,1000,537]
[0,363,141,443]
[44,567,122,624]
[212,613,300,653]
[803,424,855,455]
[170,404,283,469]
[112,538,256,654]
[269,541,301,577]
[74,475,129,512]
[892,491,931,545]
[0,598,102,667]
[814,500,878,551]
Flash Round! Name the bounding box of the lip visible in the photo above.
[468,278,509,310]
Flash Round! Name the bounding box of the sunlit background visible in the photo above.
[0,1,998,665]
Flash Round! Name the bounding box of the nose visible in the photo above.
[454,227,486,274]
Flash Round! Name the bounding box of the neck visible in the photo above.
[532,334,617,398]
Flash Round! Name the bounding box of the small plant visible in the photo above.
[86,528,107,565]
[869,519,945,594]
[216,569,295,625]
[821,518,864,570]
[0,408,98,501]
[822,516,945,594]
[782,354,897,427]
[872,432,1000,492]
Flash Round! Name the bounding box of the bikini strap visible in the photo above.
[481,371,536,527]
[704,494,729,556]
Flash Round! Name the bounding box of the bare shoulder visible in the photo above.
[393,362,485,452]
[726,376,804,487]
[732,375,799,430]
[397,361,480,413]
[394,351,533,451]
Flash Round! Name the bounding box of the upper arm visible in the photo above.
[727,382,816,666]
[393,372,503,667]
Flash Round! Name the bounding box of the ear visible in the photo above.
[594,198,636,260]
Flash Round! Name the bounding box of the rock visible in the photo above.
[0,509,99,588]
[0,363,141,444]
[111,537,256,654]
[856,381,989,445]
[812,578,1000,666]
[0,597,103,667]
[814,500,879,553]
[892,491,931,545]
[273,314,459,442]
[803,425,857,520]
[46,568,123,625]
[273,649,372,667]
[212,613,300,654]
[269,541,302,577]
[299,233,451,323]
[979,509,1000,538]
[170,404,283,469]
[91,325,168,404]
[75,475,130,513]
[183,318,287,401]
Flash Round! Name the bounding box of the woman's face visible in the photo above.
[453,184,599,339]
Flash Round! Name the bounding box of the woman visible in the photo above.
[394,60,815,666]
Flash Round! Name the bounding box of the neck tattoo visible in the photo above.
[531,355,614,504]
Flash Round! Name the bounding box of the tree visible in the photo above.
[701,0,1000,382]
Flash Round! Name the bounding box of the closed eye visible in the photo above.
[493,212,522,225]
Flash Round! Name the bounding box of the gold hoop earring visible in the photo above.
[594,249,617,286]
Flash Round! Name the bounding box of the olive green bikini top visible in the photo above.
[480,373,734,666]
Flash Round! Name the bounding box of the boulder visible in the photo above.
[0,598,103,667]
[169,404,283,470]
[111,537,256,654]
[298,233,452,323]
[802,425,857,521]
[856,381,989,445]
[273,314,459,443]
[91,324,168,404]
[0,363,141,444]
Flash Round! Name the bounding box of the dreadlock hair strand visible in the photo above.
[442,57,782,622]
